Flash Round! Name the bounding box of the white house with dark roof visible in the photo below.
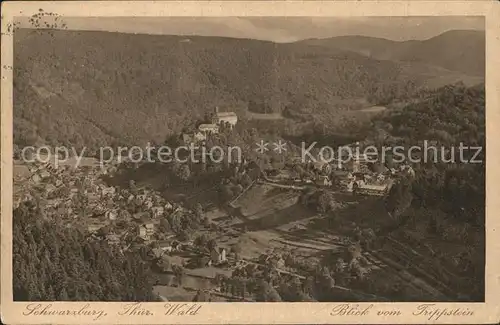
[210,247,227,265]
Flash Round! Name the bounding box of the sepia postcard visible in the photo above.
[1,1,500,324]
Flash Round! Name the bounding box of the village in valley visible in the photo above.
[10,14,486,307]
[13,106,428,303]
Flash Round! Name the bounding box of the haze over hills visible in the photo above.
[301,30,485,77]
[13,29,484,150]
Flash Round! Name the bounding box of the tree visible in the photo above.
[157,256,171,273]
[360,228,376,250]
[325,273,336,289]
[221,185,234,201]
[385,177,413,222]
[193,290,211,302]
[240,173,253,188]
[278,277,314,302]
[303,276,315,296]
[193,203,203,219]
[167,213,182,234]
[256,281,282,302]
[96,226,110,237]
[300,188,316,206]
[171,265,185,286]
[194,234,210,249]
[129,180,137,192]
[368,162,385,173]
[317,191,337,213]
[335,258,345,274]
[178,230,192,242]
[384,152,395,169]
[58,288,70,300]
[351,261,368,280]
[13,201,156,301]
[232,184,244,197]
[13,144,21,159]
[207,238,217,252]
[231,243,243,261]
[197,256,210,268]
[159,218,171,233]
[176,164,191,182]
[347,243,362,264]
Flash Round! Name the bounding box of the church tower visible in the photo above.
[212,106,220,124]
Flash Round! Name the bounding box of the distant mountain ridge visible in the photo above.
[13,29,484,150]
[301,30,485,77]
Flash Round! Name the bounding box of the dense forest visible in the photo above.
[377,83,485,300]
[375,82,485,226]
[13,29,482,151]
[13,201,157,301]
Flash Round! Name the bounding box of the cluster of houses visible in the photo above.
[15,146,242,276]
[155,240,229,269]
[86,186,184,244]
[340,162,415,195]
[264,142,416,196]
[14,157,106,210]
[14,153,122,205]
[343,172,393,196]
[15,155,181,248]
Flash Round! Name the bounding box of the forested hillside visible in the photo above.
[13,201,157,301]
[372,83,485,300]
[374,83,485,223]
[14,29,482,151]
[302,30,485,77]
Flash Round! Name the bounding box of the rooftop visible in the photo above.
[359,183,388,191]
[215,112,237,117]
[199,123,219,128]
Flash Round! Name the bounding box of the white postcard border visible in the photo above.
[1,1,500,324]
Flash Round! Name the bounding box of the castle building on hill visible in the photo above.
[197,107,238,135]
[211,106,238,127]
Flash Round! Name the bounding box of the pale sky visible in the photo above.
[19,16,485,42]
